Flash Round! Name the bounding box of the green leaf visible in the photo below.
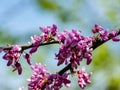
[0,30,17,45]
[37,0,59,11]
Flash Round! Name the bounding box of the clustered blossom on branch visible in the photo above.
[77,67,92,89]
[0,24,120,90]
[92,24,120,41]
[27,63,71,90]
[30,24,57,54]
[56,30,93,68]
[3,45,22,74]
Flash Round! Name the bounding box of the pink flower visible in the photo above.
[23,53,32,65]
[77,67,92,89]
[92,24,110,41]
[112,37,120,42]
[30,35,43,54]
[99,30,109,41]
[109,30,119,38]
[12,62,22,75]
[30,24,58,54]
[56,30,93,68]
[109,30,120,42]
[40,24,58,37]
[3,45,21,62]
[28,63,49,90]
[92,24,103,33]
[28,63,71,90]
[3,45,22,74]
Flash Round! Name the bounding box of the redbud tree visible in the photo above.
[0,24,120,90]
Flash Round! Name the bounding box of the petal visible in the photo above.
[7,60,13,66]
[23,53,32,65]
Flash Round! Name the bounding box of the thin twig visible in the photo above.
[2,40,59,51]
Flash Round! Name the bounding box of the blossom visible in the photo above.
[30,35,43,54]
[23,53,32,65]
[109,30,119,38]
[28,63,48,90]
[112,37,120,42]
[28,63,70,90]
[99,30,109,41]
[39,24,58,41]
[109,30,120,42]
[29,24,58,55]
[46,73,71,90]
[12,62,22,75]
[3,45,22,74]
[1,24,120,89]
[56,30,93,68]
[40,24,58,37]
[92,24,109,41]
[92,24,120,42]
[92,24,103,33]
[77,67,92,89]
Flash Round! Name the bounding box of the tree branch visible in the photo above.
[2,40,59,51]
[1,29,120,76]
[58,29,120,75]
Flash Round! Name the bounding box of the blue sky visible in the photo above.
[0,0,58,36]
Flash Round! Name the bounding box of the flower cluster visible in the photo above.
[92,24,120,41]
[30,24,58,54]
[3,45,22,74]
[28,63,70,90]
[56,30,93,68]
[77,67,92,89]
[28,63,93,90]
[1,24,120,90]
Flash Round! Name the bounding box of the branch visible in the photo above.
[2,40,59,51]
[58,29,120,75]
[1,29,120,75]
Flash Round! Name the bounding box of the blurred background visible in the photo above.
[0,0,120,90]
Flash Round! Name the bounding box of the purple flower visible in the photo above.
[92,24,110,41]
[31,35,42,46]
[29,46,38,54]
[40,24,58,37]
[109,30,120,42]
[50,73,71,89]
[51,24,57,36]
[28,63,71,90]
[2,45,22,74]
[57,32,66,41]
[56,30,93,68]
[3,45,21,62]
[39,24,58,42]
[92,24,120,42]
[92,24,103,33]
[12,62,22,75]
[109,30,119,38]
[12,45,21,52]
[30,24,58,55]
[30,35,43,54]
[23,53,32,65]
[77,67,92,89]
[99,30,109,41]
[112,37,120,42]
[28,63,49,90]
